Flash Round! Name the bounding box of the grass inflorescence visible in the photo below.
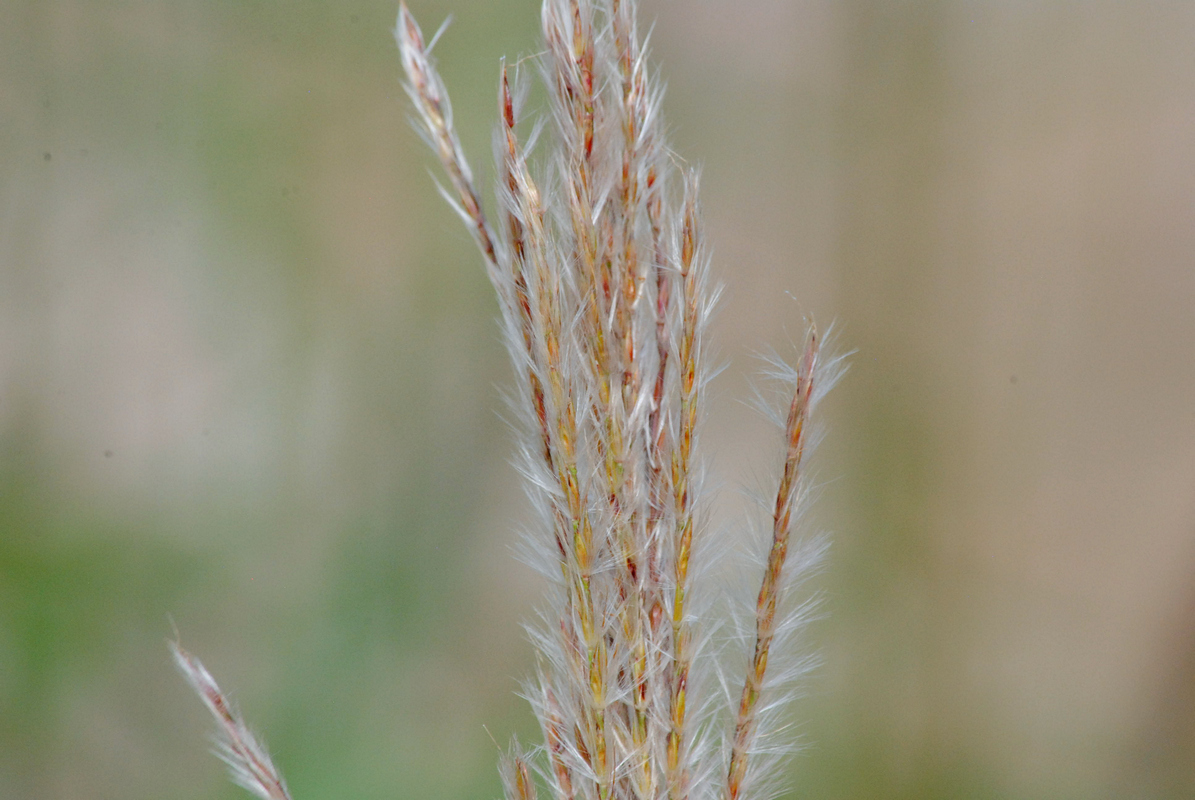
[174,3,843,800]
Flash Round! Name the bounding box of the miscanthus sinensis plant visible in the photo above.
[172,2,845,800]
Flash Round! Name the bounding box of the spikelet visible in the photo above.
[724,329,847,800]
[171,642,292,800]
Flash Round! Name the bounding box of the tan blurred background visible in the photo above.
[3,0,1194,798]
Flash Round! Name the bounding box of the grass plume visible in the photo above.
[173,3,842,800]
[171,642,292,800]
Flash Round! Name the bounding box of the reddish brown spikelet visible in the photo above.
[171,643,292,800]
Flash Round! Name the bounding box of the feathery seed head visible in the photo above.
[175,5,841,800]
[396,4,839,800]
[170,642,292,800]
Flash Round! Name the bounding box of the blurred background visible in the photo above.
[3,0,1195,798]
